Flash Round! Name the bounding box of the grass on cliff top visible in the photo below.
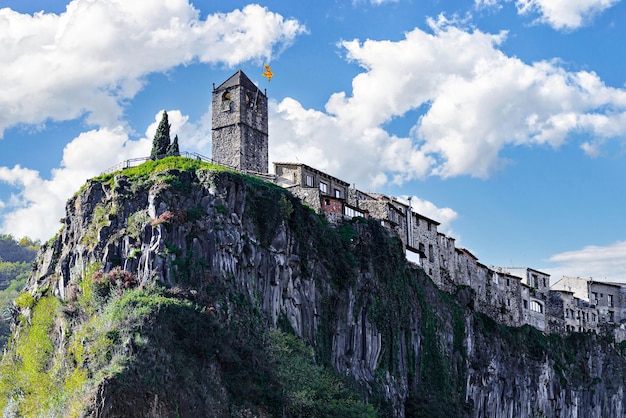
[91,156,234,185]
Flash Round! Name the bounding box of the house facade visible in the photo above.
[274,162,366,223]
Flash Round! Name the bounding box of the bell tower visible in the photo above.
[211,70,269,173]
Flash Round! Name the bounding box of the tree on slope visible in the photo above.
[151,111,171,158]
[167,135,180,156]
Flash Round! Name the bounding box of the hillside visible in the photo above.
[0,235,38,346]
[1,156,625,417]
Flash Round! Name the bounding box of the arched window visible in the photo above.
[246,91,259,108]
[221,91,232,111]
[529,300,543,313]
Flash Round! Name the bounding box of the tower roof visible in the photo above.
[214,70,263,94]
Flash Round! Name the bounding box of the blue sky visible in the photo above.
[1,0,626,282]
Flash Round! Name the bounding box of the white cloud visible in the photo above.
[352,0,398,5]
[545,241,626,282]
[0,107,210,240]
[0,2,306,136]
[476,0,621,30]
[271,17,626,184]
[0,126,146,240]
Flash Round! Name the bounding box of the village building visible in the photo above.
[274,162,367,223]
[552,276,626,325]
[546,290,598,334]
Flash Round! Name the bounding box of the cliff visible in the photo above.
[1,156,625,417]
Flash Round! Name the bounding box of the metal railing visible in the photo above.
[101,152,224,175]
[100,152,277,182]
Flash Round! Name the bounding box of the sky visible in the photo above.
[1,0,626,282]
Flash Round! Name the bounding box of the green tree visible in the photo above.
[150,110,171,159]
[0,235,37,263]
[167,134,180,156]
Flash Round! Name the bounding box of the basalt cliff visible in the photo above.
[1,157,625,417]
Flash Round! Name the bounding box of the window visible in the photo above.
[428,244,434,263]
[305,175,314,187]
[523,300,528,309]
[344,206,364,218]
[221,91,232,111]
[324,199,331,206]
[608,294,614,307]
[609,311,615,322]
[246,91,259,109]
[334,188,342,198]
[530,300,543,313]
[532,274,539,288]
[592,292,598,304]
[507,278,510,287]
[319,182,328,193]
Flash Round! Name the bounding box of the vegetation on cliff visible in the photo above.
[0,235,38,347]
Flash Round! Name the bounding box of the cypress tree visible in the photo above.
[151,110,171,159]
[167,135,180,156]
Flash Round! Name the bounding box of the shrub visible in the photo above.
[14,292,35,310]
[151,210,187,227]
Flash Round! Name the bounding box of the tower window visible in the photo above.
[221,92,232,111]
[334,189,341,198]
[305,175,314,187]
[246,91,259,109]
[319,182,328,193]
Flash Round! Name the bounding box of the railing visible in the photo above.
[100,152,277,182]
[101,152,226,175]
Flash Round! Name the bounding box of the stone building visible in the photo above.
[212,70,269,173]
[547,290,598,334]
[552,276,626,325]
[504,268,551,331]
[589,281,622,324]
[408,210,442,283]
[274,162,366,223]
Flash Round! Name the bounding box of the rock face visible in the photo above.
[7,161,626,417]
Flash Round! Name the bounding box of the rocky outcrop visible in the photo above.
[9,161,626,417]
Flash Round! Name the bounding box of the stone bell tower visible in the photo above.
[211,70,269,173]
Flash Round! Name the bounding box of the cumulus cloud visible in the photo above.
[0,1,306,136]
[545,241,626,282]
[270,16,626,185]
[0,127,144,240]
[0,108,209,240]
[476,0,621,30]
